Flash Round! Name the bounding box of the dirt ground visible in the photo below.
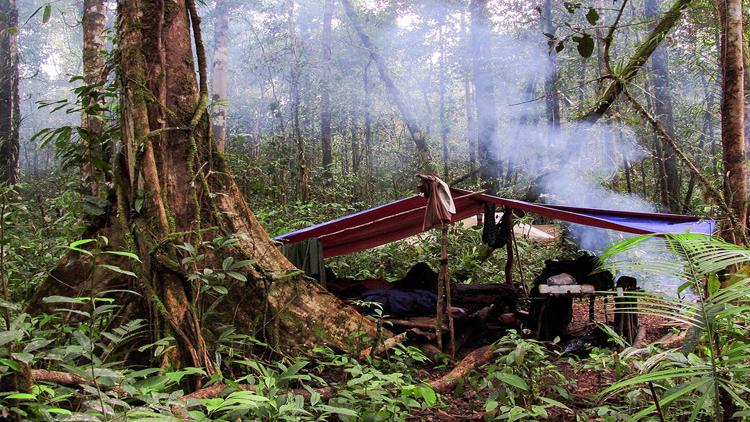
[409,297,673,421]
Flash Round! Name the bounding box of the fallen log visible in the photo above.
[181,383,336,402]
[31,369,128,396]
[30,369,335,403]
[429,345,497,393]
[359,331,410,359]
[653,330,686,349]
[387,317,448,331]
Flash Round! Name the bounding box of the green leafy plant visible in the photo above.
[597,233,750,421]
[475,331,572,420]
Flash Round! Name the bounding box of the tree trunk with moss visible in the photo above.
[80,0,107,195]
[718,0,747,243]
[288,0,309,202]
[30,0,377,372]
[744,25,749,164]
[210,1,230,154]
[542,0,560,128]
[0,0,18,185]
[321,0,334,182]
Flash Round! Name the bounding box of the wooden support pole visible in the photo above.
[435,224,455,356]
[436,229,445,351]
[504,207,514,284]
[613,276,639,344]
[441,225,456,358]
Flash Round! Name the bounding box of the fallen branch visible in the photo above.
[387,318,447,331]
[359,331,409,359]
[31,369,128,396]
[653,330,686,349]
[429,345,497,393]
[31,369,335,409]
[181,383,336,402]
[580,0,692,122]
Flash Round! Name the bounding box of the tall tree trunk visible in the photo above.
[210,1,230,153]
[718,0,748,243]
[684,74,717,211]
[744,23,750,160]
[438,11,450,178]
[470,0,498,194]
[363,59,373,184]
[645,0,681,211]
[31,0,377,374]
[321,0,334,181]
[465,79,477,185]
[0,0,18,185]
[288,0,308,201]
[461,9,478,187]
[81,0,107,195]
[542,0,560,128]
[351,102,360,175]
[593,0,608,98]
[577,56,587,113]
[341,0,434,174]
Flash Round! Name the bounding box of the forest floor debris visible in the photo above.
[408,299,673,421]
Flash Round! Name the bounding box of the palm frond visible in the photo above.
[628,378,713,421]
[598,234,750,280]
[596,233,750,421]
[599,367,712,399]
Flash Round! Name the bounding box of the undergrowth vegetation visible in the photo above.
[3,171,750,421]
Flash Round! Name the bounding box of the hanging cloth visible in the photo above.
[482,203,511,249]
[418,175,456,230]
[279,237,326,283]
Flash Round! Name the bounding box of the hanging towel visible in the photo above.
[418,175,456,230]
[279,237,326,283]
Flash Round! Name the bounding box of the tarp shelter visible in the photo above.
[275,187,716,258]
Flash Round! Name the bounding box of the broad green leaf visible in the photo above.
[494,372,528,391]
[69,238,97,249]
[0,299,20,311]
[585,8,599,25]
[485,399,499,412]
[42,4,51,23]
[574,33,594,58]
[93,367,124,380]
[0,358,20,371]
[226,272,247,282]
[707,273,720,296]
[98,264,137,278]
[418,385,437,406]
[318,404,358,417]
[6,392,35,400]
[103,250,142,262]
[23,338,53,353]
[11,352,33,364]
[540,397,570,409]
[0,330,24,347]
[45,408,72,415]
